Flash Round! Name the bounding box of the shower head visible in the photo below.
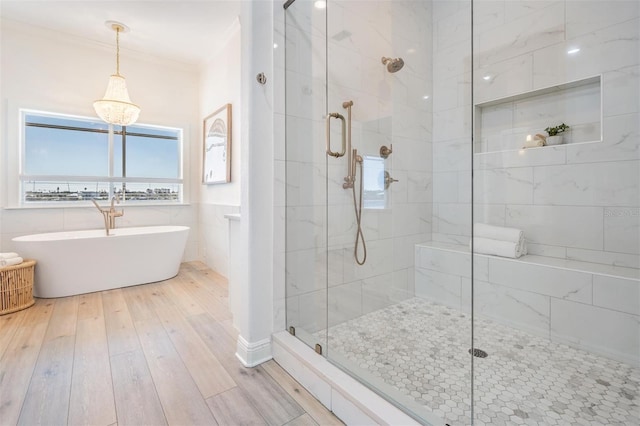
[381,56,404,73]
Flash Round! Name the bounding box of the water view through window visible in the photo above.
[21,111,183,203]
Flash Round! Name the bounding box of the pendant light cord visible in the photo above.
[115,26,121,76]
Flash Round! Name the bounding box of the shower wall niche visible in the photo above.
[474,75,602,153]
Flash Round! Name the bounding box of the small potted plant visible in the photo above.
[544,123,570,145]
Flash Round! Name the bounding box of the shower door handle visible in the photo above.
[326,112,346,158]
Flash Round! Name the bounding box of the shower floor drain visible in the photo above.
[469,348,488,358]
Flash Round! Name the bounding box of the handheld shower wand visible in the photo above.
[326,100,367,265]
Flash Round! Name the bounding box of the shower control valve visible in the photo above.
[383,171,399,190]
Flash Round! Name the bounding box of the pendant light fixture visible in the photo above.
[93,21,140,126]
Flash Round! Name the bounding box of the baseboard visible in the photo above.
[235,335,273,367]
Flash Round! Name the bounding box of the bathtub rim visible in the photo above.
[12,225,190,242]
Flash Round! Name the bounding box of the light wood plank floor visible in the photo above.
[0,262,343,426]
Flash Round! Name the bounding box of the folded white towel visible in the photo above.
[0,252,20,260]
[475,223,524,245]
[0,257,23,267]
[472,237,524,259]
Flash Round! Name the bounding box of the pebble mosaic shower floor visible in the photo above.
[319,298,639,425]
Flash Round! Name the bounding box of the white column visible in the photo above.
[235,0,275,367]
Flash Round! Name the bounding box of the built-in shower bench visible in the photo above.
[414,241,639,365]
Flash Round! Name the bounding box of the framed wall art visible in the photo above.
[202,103,231,184]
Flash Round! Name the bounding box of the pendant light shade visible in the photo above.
[94,75,140,125]
[94,22,140,126]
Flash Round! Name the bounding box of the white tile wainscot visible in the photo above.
[415,242,640,366]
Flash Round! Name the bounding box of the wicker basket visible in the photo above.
[0,259,36,315]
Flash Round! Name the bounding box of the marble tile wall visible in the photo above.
[284,0,433,334]
[415,242,640,365]
[432,0,640,268]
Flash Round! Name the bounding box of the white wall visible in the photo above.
[198,20,242,276]
[0,20,200,260]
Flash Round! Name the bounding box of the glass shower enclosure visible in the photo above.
[284,0,639,424]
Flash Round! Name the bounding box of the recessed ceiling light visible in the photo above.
[273,43,278,49]
[422,95,430,100]
[314,1,327,9]
[567,48,581,54]
[483,75,491,81]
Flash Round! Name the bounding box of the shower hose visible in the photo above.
[352,158,367,265]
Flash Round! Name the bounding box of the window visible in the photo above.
[20,110,183,204]
[362,155,388,209]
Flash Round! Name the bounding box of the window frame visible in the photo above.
[18,109,185,207]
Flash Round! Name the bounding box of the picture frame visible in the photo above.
[202,103,232,184]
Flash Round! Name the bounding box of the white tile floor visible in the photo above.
[320,298,640,425]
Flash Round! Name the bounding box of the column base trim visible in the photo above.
[236,335,272,367]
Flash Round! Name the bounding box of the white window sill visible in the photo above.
[3,202,192,210]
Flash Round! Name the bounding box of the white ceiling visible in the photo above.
[0,0,243,66]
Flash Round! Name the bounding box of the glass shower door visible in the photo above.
[324,1,469,423]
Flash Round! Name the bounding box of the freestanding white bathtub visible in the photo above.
[12,225,189,298]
